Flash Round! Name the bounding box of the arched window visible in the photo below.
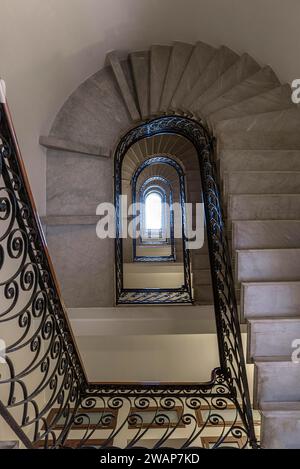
[145,192,163,230]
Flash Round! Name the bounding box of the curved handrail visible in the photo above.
[0,105,258,449]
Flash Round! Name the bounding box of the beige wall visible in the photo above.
[1,0,299,214]
[73,331,254,400]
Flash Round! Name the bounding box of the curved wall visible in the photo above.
[1,0,300,213]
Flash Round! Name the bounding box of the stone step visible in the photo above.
[107,52,140,121]
[192,253,211,269]
[224,171,300,196]
[219,150,300,173]
[211,84,294,124]
[255,359,300,404]
[130,51,150,119]
[149,134,164,154]
[183,46,239,109]
[39,135,110,158]
[171,41,216,109]
[160,41,194,112]
[203,65,280,118]
[180,157,200,170]
[218,130,300,151]
[127,145,144,165]
[232,220,300,250]
[216,108,300,132]
[241,281,300,319]
[248,318,300,360]
[160,134,191,155]
[150,44,172,115]
[236,249,300,283]
[193,268,211,285]
[123,152,139,170]
[260,402,300,449]
[197,53,260,112]
[228,194,300,221]
[129,142,145,163]
[186,170,202,183]
[188,190,202,203]
[193,284,214,304]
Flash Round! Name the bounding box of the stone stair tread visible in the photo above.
[255,356,293,363]
[203,65,280,118]
[219,150,300,173]
[211,84,294,125]
[171,41,216,109]
[107,51,140,121]
[228,194,300,221]
[254,360,300,405]
[197,53,260,112]
[150,44,172,114]
[260,401,300,413]
[193,269,211,285]
[130,50,150,119]
[183,46,240,109]
[160,41,194,111]
[237,247,300,252]
[216,107,300,132]
[236,248,300,283]
[249,316,300,323]
[248,317,300,360]
[241,281,300,320]
[218,130,300,151]
[224,170,300,196]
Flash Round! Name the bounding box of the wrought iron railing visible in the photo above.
[0,96,258,449]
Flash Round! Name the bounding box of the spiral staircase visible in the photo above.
[0,39,299,449]
[121,133,212,302]
[38,40,300,448]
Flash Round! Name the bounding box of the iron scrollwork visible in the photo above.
[0,104,258,449]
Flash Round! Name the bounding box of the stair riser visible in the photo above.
[184,46,239,109]
[242,282,300,319]
[255,363,300,403]
[192,255,211,270]
[232,221,300,250]
[261,416,300,449]
[107,53,140,121]
[193,285,214,304]
[150,45,172,115]
[249,321,300,359]
[199,53,260,112]
[229,195,300,221]
[216,108,300,132]
[236,250,300,283]
[160,42,194,112]
[220,150,300,173]
[171,41,216,109]
[219,131,300,151]
[210,85,294,124]
[204,66,280,117]
[193,270,211,285]
[130,51,150,119]
[224,172,300,196]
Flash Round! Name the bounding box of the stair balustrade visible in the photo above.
[0,98,258,448]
